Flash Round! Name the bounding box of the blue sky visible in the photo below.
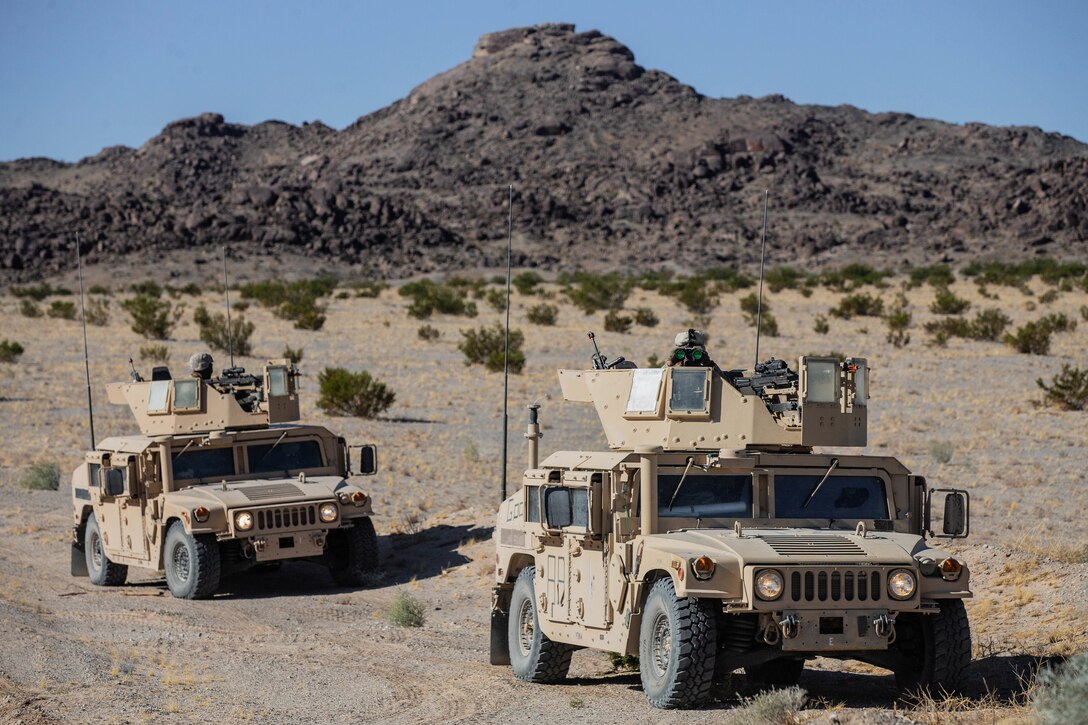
[2,1,1086,162]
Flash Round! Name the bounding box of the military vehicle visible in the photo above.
[70,354,381,599]
[491,330,971,709]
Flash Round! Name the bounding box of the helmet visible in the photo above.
[189,352,214,379]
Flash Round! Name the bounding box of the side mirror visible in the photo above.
[543,487,573,530]
[101,468,127,497]
[925,488,969,538]
[356,445,378,476]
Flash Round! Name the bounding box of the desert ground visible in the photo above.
[0,268,1085,724]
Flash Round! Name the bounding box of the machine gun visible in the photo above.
[210,367,264,413]
[732,358,799,414]
[587,331,635,370]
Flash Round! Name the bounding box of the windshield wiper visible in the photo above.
[254,430,290,470]
[666,457,696,511]
[172,438,197,463]
[800,457,839,510]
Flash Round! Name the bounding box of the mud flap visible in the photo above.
[490,608,510,665]
[71,544,88,577]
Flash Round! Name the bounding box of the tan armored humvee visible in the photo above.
[70,355,380,599]
[491,331,972,709]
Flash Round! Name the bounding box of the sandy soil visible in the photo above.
[0,274,1085,723]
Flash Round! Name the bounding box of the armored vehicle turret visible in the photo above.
[70,354,381,599]
[492,331,972,709]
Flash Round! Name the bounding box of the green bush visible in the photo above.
[673,277,718,315]
[526,303,558,326]
[84,298,110,326]
[564,272,632,314]
[1037,365,1088,411]
[1038,289,1059,305]
[813,315,830,335]
[1031,652,1088,725]
[398,279,478,319]
[968,309,1012,340]
[417,324,440,341]
[634,307,659,327]
[20,461,60,491]
[19,299,42,318]
[830,292,884,319]
[962,259,1088,287]
[603,310,633,334]
[646,353,662,367]
[486,288,507,312]
[349,280,387,298]
[47,300,77,320]
[702,267,754,293]
[1039,312,1076,334]
[607,652,639,671]
[737,686,807,725]
[632,269,675,291]
[929,288,970,315]
[239,277,334,330]
[139,344,170,363]
[282,346,304,364]
[1004,322,1051,355]
[0,339,25,363]
[765,266,808,292]
[129,280,164,298]
[458,324,525,374]
[88,284,111,295]
[740,294,779,336]
[12,283,70,301]
[280,296,327,331]
[386,590,425,628]
[316,367,395,418]
[513,271,544,295]
[820,264,893,291]
[193,304,255,356]
[121,293,181,340]
[884,295,911,348]
[908,264,955,289]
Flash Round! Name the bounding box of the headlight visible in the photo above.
[888,569,917,600]
[691,556,715,581]
[234,511,254,531]
[755,569,784,600]
[319,503,338,523]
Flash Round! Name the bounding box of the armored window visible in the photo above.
[570,488,589,528]
[853,361,868,406]
[626,368,665,416]
[773,475,888,520]
[804,360,839,404]
[526,486,540,523]
[173,446,236,481]
[173,379,200,411]
[668,368,711,416]
[658,474,753,518]
[147,380,170,414]
[268,367,288,397]
[248,440,324,475]
[543,487,572,529]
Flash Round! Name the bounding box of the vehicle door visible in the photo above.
[540,484,572,624]
[121,456,150,560]
[564,474,610,629]
[94,463,127,559]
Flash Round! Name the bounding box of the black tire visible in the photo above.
[326,517,380,587]
[84,516,127,586]
[507,567,573,683]
[638,577,717,709]
[893,599,972,694]
[745,658,805,690]
[163,521,221,600]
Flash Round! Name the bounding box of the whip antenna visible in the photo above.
[75,233,96,450]
[222,245,234,368]
[500,184,513,503]
[753,190,770,370]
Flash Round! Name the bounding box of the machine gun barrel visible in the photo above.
[587,331,607,370]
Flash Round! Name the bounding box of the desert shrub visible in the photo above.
[703,267,754,292]
[673,277,718,314]
[928,440,954,465]
[349,280,387,298]
[84,298,110,326]
[129,280,164,298]
[19,299,42,318]
[929,288,970,315]
[0,340,25,363]
[603,310,633,334]
[139,344,170,363]
[884,295,911,348]
[908,264,955,289]
[607,653,639,671]
[526,303,558,326]
[634,307,659,327]
[737,686,807,725]
[962,259,1088,287]
[1038,289,1059,305]
[20,461,60,491]
[830,292,884,319]
[1039,312,1076,334]
[165,282,202,297]
[1004,322,1051,355]
[231,300,250,313]
[12,283,70,301]
[417,324,440,341]
[398,279,478,319]
[316,367,395,418]
[239,277,334,329]
[335,291,350,300]
[813,315,830,335]
[740,293,779,335]
[646,353,662,367]
[121,293,181,340]
[923,317,971,343]
[486,288,507,312]
[282,346,304,364]
[458,324,525,373]
[47,300,77,320]
[1031,652,1088,725]
[280,296,327,331]
[88,284,110,295]
[1037,365,1088,411]
[820,264,893,291]
[447,275,488,299]
[193,304,254,356]
[513,271,544,295]
[968,309,1012,340]
[632,269,675,291]
[765,266,807,292]
[386,590,425,628]
[564,272,632,314]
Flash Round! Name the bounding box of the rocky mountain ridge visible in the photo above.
[2,23,1086,281]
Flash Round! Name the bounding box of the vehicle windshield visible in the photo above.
[172,446,235,482]
[247,440,324,475]
[774,474,888,520]
[658,474,753,518]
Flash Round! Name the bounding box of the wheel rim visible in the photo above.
[90,531,103,572]
[171,541,191,584]
[650,611,673,677]
[517,597,535,656]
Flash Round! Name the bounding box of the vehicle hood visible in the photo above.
[645,527,920,566]
[173,476,347,508]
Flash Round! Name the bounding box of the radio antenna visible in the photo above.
[222,245,235,368]
[75,233,96,450]
[753,190,770,370]
[500,184,513,503]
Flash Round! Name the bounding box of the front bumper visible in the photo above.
[242,529,329,561]
[770,609,897,651]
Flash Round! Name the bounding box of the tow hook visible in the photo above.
[252,537,268,553]
[874,613,893,639]
[776,614,799,641]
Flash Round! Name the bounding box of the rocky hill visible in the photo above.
[2,23,1087,281]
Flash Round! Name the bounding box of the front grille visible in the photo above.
[763,535,866,556]
[256,504,317,531]
[240,483,303,501]
[788,568,883,603]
